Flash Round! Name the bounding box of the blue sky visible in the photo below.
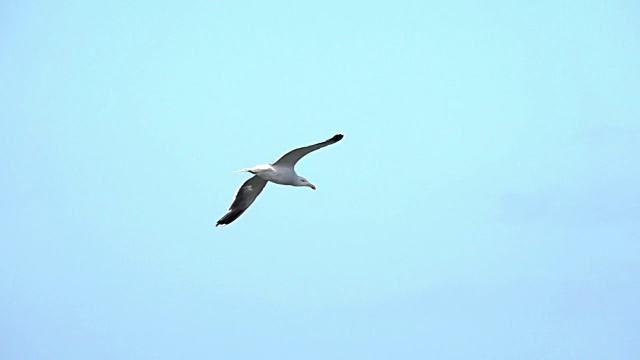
[2,1,639,359]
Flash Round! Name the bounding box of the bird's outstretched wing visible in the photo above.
[216,175,268,227]
[272,133,344,168]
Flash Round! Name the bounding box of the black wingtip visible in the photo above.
[331,133,344,143]
[216,209,245,227]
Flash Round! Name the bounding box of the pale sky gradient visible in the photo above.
[2,1,639,359]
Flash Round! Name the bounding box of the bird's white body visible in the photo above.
[236,164,298,185]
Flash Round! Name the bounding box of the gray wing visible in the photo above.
[272,133,344,168]
[216,175,268,227]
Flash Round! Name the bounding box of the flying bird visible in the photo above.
[216,133,344,227]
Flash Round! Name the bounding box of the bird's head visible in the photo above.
[296,176,316,190]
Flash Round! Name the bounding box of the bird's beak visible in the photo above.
[307,183,316,190]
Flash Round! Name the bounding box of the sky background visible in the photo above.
[2,0,639,359]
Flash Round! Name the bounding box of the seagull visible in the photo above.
[216,133,344,227]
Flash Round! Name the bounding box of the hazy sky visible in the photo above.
[2,1,639,359]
